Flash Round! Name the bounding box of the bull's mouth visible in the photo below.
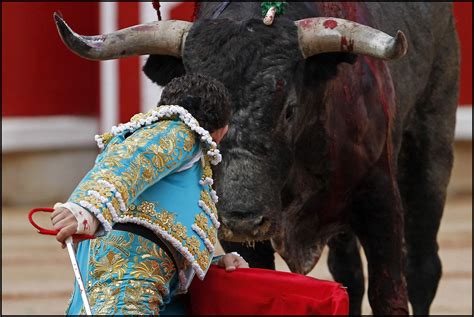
[218,215,275,242]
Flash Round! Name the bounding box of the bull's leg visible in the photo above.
[398,129,453,315]
[352,158,409,315]
[396,35,458,315]
[327,232,365,315]
[399,129,453,316]
[219,239,276,269]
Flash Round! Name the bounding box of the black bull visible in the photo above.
[55,2,460,315]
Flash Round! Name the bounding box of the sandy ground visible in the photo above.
[2,192,471,315]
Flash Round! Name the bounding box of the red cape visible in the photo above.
[189,265,349,315]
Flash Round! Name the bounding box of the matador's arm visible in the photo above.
[65,120,199,235]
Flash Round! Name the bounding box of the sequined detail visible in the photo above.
[72,230,178,315]
[68,118,219,284]
[69,121,195,217]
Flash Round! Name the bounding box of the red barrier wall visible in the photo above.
[2,2,100,117]
[453,2,472,106]
[2,2,471,119]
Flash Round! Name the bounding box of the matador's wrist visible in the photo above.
[54,202,100,235]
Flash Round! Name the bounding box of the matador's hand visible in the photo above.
[217,252,249,272]
[51,207,78,248]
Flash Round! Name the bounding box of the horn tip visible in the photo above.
[53,11,63,22]
[394,30,408,59]
[52,12,97,60]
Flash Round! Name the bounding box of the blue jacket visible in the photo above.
[68,119,219,285]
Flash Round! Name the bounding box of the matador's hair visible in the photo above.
[159,74,231,133]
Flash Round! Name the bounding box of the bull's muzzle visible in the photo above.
[219,210,273,242]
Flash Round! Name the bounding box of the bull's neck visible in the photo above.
[195,2,259,20]
[195,2,320,21]
[195,2,370,23]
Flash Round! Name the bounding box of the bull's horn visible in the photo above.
[296,17,407,60]
[53,12,192,60]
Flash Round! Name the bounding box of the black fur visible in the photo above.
[143,55,185,86]
[142,2,459,315]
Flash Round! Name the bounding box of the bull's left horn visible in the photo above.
[296,17,407,60]
[53,12,192,60]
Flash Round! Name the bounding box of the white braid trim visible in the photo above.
[105,202,118,219]
[95,105,222,165]
[210,190,219,204]
[86,190,120,223]
[97,179,127,212]
[94,135,104,150]
[199,177,214,186]
[198,200,220,229]
[78,200,112,232]
[114,216,206,280]
[87,190,108,204]
[191,224,215,253]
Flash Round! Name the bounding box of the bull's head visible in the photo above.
[54,11,407,250]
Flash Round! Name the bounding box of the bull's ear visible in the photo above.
[306,52,357,82]
[142,54,186,86]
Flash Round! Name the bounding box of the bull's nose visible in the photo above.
[223,211,264,226]
[219,210,273,241]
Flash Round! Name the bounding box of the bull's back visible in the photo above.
[365,2,460,125]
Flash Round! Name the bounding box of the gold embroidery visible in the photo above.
[131,261,166,284]
[158,256,176,281]
[70,190,114,224]
[86,195,104,208]
[140,156,154,182]
[181,130,196,152]
[91,249,128,281]
[137,201,155,214]
[156,209,175,231]
[101,206,113,223]
[93,171,130,203]
[101,132,113,145]
[159,135,176,153]
[149,144,173,173]
[186,236,201,255]
[89,232,133,259]
[200,190,218,216]
[202,157,213,179]
[72,120,198,229]
[135,236,176,281]
[207,226,217,245]
[88,281,121,315]
[196,249,211,271]
[194,213,218,245]
[110,198,122,215]
[195,213,208,229]
[85,230,180,315]
[171,222,187,243]
[123,281,160,314]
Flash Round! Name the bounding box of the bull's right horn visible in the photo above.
[296,17,407,60]
[53,12,192,60]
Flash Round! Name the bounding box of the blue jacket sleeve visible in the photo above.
[67,120,199,232]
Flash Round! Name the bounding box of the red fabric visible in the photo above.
[188,265,349,315]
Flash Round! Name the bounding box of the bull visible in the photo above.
[54,2,460,315]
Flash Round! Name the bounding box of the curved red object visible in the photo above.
[188,265,349,315]
[28,208,95,240]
